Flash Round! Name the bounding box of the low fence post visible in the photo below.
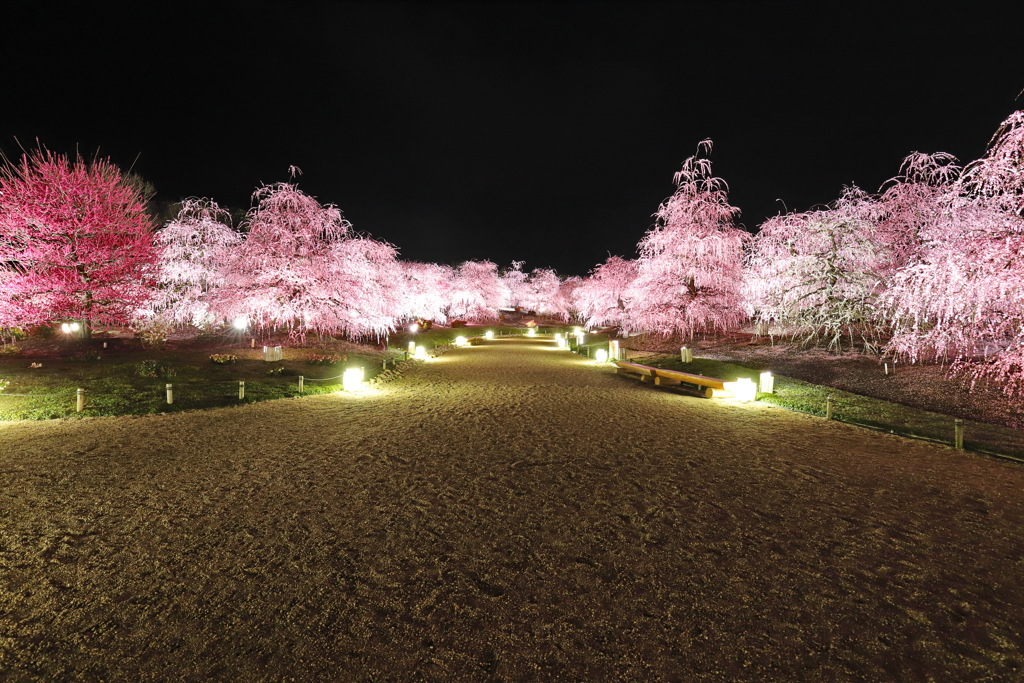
[239,380,245,400]
[954,419,964,450]
[298,376,304,394]
[76,387,85,413]
[825,396,834,420]
[166,383,174,405]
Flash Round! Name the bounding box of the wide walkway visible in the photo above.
[2,339,1023,680]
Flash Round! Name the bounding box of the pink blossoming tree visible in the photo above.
[398,261,454,325]
[0,150,158,335]
[214,181,359,339]
[146,198,241,329]
[572,255,637,330]
[747,187,890,351]
[522,267,563,317]
[884,110,1024,397]
[501,261,530,310]
[626,141,748,337]
[447,260,508,321]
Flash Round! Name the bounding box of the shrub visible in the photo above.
[135,318,174,350]
[307,353,346,365]
[0,378,9,393]
[67,349,103,362]
[0,345,21,356]
[135,359,175,378]
[210,354,238,365]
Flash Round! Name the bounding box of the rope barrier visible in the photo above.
[304,374,345,382]
[0,391,76,397]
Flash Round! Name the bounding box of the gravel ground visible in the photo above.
[1,338,1023,680]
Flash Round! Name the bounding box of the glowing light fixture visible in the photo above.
[610,340,620,360]
[233,316,248,330]
[343,367,365,391]
[409,323,419,333]
[759,371,774,394]
[455,336,468,347]
[70,322,80,332]
[408,341,416,355]
[61,323,71,334]
[484,330,494,340]
[527,328,537,337]
[573,327,582,335]
[722,377,757,402]
[595,349,608,363]
[737,377,756,402]
[414,345,428,360]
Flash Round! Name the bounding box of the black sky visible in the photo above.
[4,1,1023,276]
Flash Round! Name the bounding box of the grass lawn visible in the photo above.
[0,324,578,420]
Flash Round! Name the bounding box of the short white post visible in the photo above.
[76,387,85,413]
[884,362,889,375]
[954,419,964,450]
[250,338,255,348]
[166,383,174,405]
[298,376,304,393]
[825,396,834,420]
[238,380,245,400]
[680,347,692,363]
[102,342,107,349]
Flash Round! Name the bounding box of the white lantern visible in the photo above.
[759,371,774,394]
[595,349,608,363]
[527,328,537,337]
[414,345,428,360]
[455,336,468,347]
[736,377,756,402]
[484,330,494,340]
[342,367,365,391]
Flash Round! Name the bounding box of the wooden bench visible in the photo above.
[614,360,660,383]
[650,368,726,398]
[612,361,726,398]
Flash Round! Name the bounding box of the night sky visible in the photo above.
[4,2,1022,276]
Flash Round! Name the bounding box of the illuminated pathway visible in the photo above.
[2,338,1023,679]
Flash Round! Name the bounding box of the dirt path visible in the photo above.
[2,338,1023,680]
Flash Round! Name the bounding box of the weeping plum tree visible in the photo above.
[885,110,1024,397]
[747,187,890,351]
[448,260,507,321]
[875,151,961,272]
[319,236,403,338]
[522,268,563,317]
[501,261,530,310]
[146,198,241,329]
[555,275,583,323]
[0,150,157,335]
[572,255,637,330]
[214,180,395,339]
[626,141,748,337]
[399,261,453,324]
